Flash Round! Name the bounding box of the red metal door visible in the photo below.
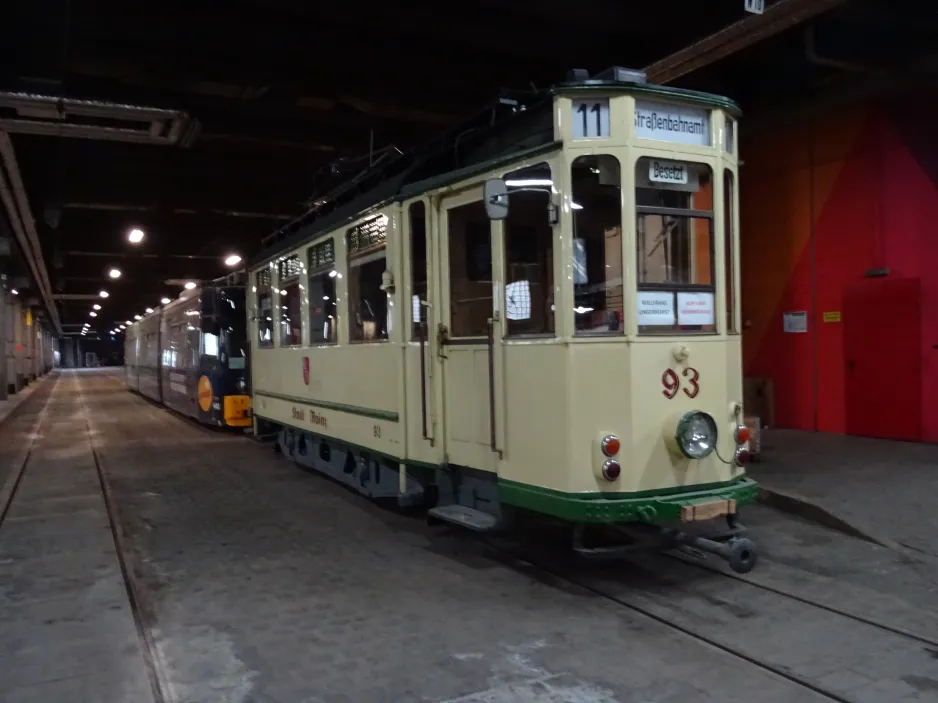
[843,277,922,441]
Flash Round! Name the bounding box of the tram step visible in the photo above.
[428,505,499,532]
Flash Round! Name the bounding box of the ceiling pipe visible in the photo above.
[0,132,61,334]
[61,250,221,260]
[62,202,292,219]
[0,93,199,146]
[643,0,850,84]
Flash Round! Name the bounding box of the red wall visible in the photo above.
[740,96,938,441]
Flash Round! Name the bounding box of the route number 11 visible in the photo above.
[572,98,610,139]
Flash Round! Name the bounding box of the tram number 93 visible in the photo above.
[373,425,381,438]
[662,368,700,399]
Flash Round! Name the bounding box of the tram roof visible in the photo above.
[252,74,738,268]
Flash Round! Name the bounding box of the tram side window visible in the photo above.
[278,255,303,347]
[348,214,390,343]
[504,163,554,336]
[571,155,624,335]
[448,200,491,337]
[308,238,337,344]
[410,202,428,340]
[187,312,201,368]
[724,169,738,334]
[635,157,715,335]
[255,269,273,348]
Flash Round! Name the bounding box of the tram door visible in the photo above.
[437,190,500,474]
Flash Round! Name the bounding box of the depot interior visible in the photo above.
[2,0,937,442]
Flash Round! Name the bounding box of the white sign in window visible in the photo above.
[572,98,611,139]
[634,100,711,146]
[677,292,715,326]
[505,280,532,321]
[783,311,808,333]
[637,291,675,326]
[744,0,764,14]
[648,159,689,185]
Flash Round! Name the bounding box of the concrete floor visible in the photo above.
[751,428,938,560]
[1,369,937,703]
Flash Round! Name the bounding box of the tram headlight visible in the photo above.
[675,411,718,459]
[235,377,247,393]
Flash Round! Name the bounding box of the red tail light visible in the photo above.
[600,435,620,457]
[735,426,751,445]
[601,459,621,481]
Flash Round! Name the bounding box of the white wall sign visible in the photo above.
[572,98,611,139]
[648,159,689,185]
[783,311,808,333]
[637,291,675,326]
[634,100,711,146]
[677,292,715,326]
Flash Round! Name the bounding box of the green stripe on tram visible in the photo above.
[254,390,399,422]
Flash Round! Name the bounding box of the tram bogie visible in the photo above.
[248,67,760,572]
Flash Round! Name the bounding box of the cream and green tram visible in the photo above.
[248,67,759,572]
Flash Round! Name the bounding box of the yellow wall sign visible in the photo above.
[822,311,841,323]
[198,375,213,412]
[25,310,32,327]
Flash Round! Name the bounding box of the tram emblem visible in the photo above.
[303,357,309,385]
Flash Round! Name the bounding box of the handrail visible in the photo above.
[418,318,429,441]
[487,317,499,455]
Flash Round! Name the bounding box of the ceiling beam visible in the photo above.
[644,0,849,84]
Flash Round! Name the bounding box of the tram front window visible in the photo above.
[221,288,248,369]
[571,155,623,335]
[635,158,715,335]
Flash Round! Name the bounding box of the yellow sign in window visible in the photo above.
[822,311,841,323]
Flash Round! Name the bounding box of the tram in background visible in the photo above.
[125,275,251,428]
[246,66,760,572]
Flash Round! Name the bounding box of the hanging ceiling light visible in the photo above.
[89,311,97,317]
[127,228,145,244]
[145,307,154,314]
[184,281,197,290]
[224,254,242,267]
[99,290,109,298]
[161,297,171,305]
[108,268,122,279]
[93,303,101,310]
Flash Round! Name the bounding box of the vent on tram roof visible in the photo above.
[593,66,647,84]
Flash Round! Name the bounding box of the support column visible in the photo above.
[0,291,7,401]
[5,293,16,395]
[13,298,24,391]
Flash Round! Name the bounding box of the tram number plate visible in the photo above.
[681,499,736,522]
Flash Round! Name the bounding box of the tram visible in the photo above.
[125,275,251,428]
[248,67,760,572]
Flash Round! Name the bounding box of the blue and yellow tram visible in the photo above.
[125,279,251,427]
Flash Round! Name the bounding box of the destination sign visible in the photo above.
[635,100,711,146]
